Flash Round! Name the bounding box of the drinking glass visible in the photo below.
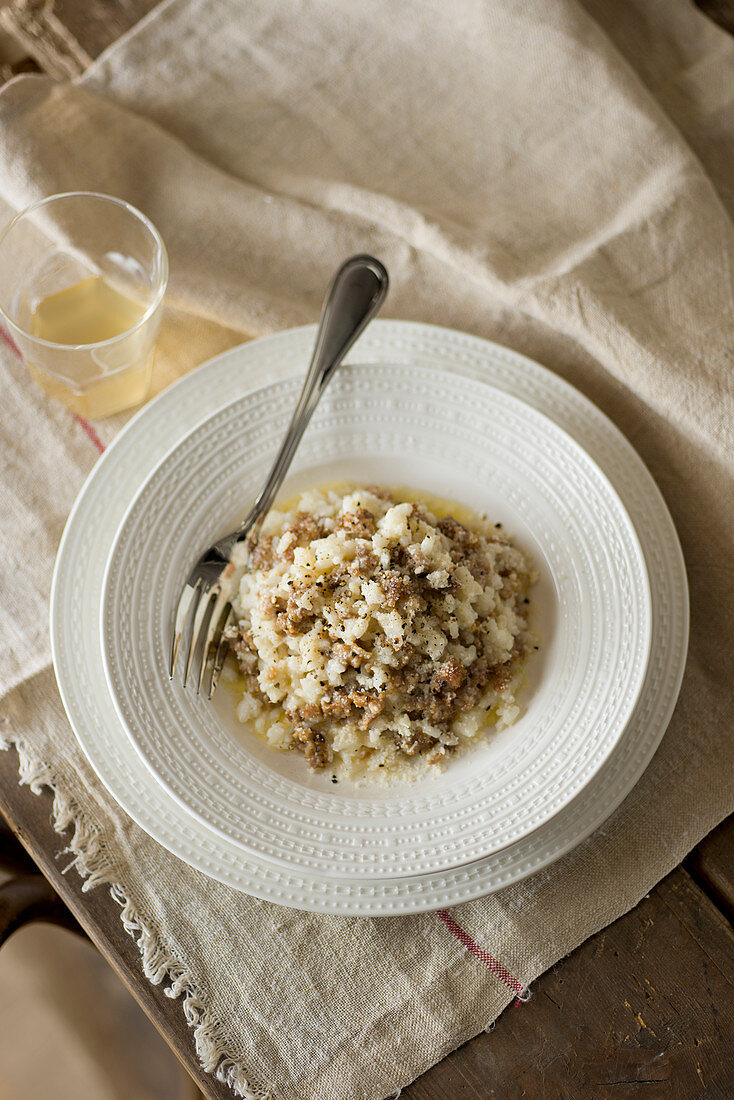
[0,192,168,418]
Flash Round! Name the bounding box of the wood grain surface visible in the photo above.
[405,864,734,1098]
[0,1,733,1097]
[687,819,734,925]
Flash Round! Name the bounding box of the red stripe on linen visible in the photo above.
[436,909,527,1004]
[72,414,105,453]
[0,325,21,357]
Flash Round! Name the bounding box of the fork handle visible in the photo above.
[235,254,389,544]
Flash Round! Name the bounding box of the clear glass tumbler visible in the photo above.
[0,192,168,418]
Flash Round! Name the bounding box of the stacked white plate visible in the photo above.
[51,322,688,914]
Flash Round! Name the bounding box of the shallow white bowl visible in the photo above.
[100,361,651,880]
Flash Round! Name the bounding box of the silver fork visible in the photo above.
[169,254,389,697]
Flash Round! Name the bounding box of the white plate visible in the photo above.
[50,322,688,913]
[101,366,651,879]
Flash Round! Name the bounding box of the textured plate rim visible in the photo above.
[49,320,689,914]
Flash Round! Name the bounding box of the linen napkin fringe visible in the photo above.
[0,731,276,1100]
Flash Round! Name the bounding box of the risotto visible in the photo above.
[226,486,537,783]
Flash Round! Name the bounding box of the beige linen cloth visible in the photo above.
[1,1,733,1097]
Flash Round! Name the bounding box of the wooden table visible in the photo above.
[1,4,733,1097]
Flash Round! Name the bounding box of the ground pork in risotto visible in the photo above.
[225,486,537,783]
